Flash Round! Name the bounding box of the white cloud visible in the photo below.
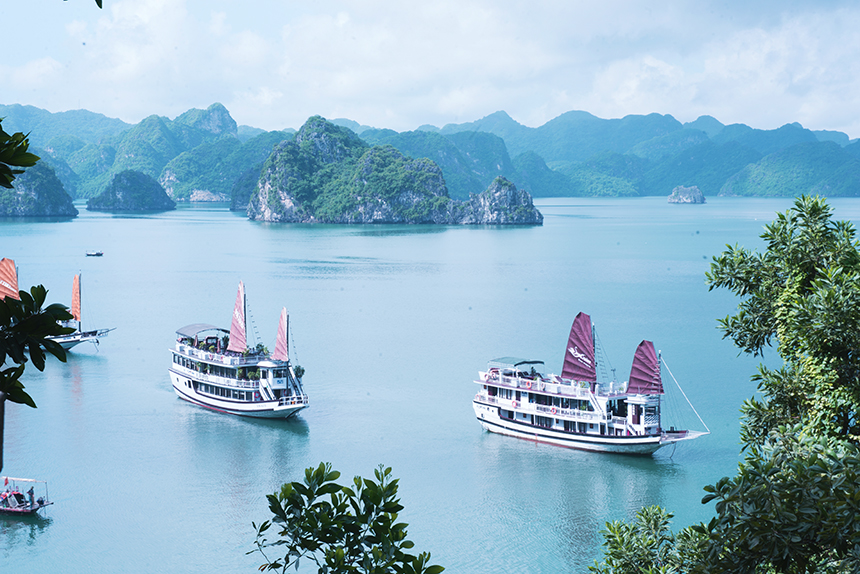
[3,1,860,137]
[9,57,64,90]
[587,56,689,118]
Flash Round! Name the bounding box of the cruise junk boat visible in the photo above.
[169,282,308,418]
[472,312,708,455]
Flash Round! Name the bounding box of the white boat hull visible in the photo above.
[170,370,307,419]
[50,328,113,350]
[474,399,672,455]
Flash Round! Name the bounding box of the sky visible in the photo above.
[2,0,860,137]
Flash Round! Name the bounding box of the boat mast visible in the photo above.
[591,322,598,392]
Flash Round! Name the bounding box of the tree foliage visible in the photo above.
[0,285,73,408]
[694,427,860,573]
[706,195,860,443]
[0,119,40,189]
[594,196,860,573]
[250,462,443,574]
[590,506,704,574]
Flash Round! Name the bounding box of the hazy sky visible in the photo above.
[3,1,859,136]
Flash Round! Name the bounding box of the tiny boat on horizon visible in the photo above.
[168,281,308,419]
[85,251,103,257]
[472,312,709,455]
[0,477,53,515]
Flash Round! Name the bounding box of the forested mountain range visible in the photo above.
[2,102,858,205]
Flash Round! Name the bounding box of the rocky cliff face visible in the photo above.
[0,163,78,217]
[87,170,176,212]
[453,177,544,224]
[668,185,706,203]
[248,116,543,225]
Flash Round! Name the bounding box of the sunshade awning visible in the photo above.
[176,324,228,338]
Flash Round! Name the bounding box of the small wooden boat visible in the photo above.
[0,477,53,515]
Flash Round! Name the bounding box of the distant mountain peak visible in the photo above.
[173,103,237,137]
[683,115,725,138]
[295,116,369,163]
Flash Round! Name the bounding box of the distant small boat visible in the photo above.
[86,251,103,257]
[50,273,115,350]
[0,477,53,515]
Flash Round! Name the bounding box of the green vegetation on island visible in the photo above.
[1,162,78,217]
[250,117,542,225]
[721,141,860,197]
[0,70,80,219]
[87,169,176,212]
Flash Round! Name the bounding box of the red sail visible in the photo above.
[561,312,596,382]
[272,307,289,361]
[0,258,19,300]
[71,275,81,321]
[226,281,247,353]
[627,340,663,395]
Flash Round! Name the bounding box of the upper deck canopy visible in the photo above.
[176,324,228,338]
[488,357,545,369]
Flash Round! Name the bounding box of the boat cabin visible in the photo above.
[480,357,662,438]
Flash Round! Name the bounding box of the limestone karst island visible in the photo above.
[2,101,859,218]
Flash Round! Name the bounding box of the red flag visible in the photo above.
[4,477,7,486]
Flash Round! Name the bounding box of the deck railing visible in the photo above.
[176,343,265,366]
[279,394,309,407]
[481,372,626,398]
[174,364,260,389]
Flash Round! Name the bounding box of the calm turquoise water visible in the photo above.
[2,197,855,573]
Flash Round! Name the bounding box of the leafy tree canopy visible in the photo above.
[250,462,443,574]
[0,120,40,189]
[594,196,860,574]
[0,285,73,408]
[706,195,860,444]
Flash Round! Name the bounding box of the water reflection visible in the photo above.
[0,216,75,224]
[348,225,449,237]
[0,513,53,548]
[462,431,686,572]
